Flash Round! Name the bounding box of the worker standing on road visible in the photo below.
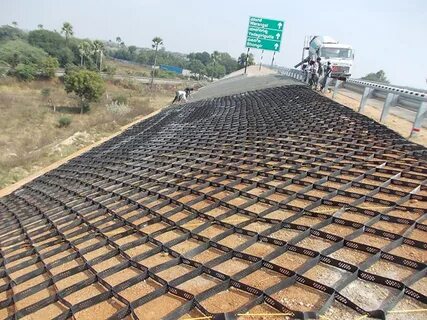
[320,62,332,91]
[315,57,323,90]
[302,62,308,82]
[308,60,318,88]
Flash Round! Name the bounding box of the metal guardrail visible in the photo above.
[277,67,427,138]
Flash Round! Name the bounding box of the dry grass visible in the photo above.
[0,76,184,188]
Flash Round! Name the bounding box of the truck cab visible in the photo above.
[308,36,354,79]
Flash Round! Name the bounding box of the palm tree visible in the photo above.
[38,24,43,29]
[115,36,121,45]
[93,40,105,71]
[211,51,220,81]
[11,21,18,27]
[78,41,93,67]
[61,22,73,46]
[150,36,163,86]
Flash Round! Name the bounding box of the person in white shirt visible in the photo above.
[172,90,187,103]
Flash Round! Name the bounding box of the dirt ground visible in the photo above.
[0,76,188,189]
[322,90,427,147]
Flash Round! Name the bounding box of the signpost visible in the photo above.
[244,16,284,73]
[246,16,284,52]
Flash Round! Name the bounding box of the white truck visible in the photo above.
[297,35,354,79]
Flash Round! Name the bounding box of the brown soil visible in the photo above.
[270,251,310,271]
[339,279,392,311]
[133,293,187,319]
[243,242,278,258]
[351,233,391,249]
[191,247,224,264]
[328,247,371,266]
[297,236,333,252]
[271,283,328,312]
[176,273,221,295]
[118,278,161,302]
[240,268,286,290]
[263,209,297,220]
[366,260,415,281]
[200,288,253,313]
[303,263,347,287]
[389,245,427,264]
[213,258,252,276]
[237,303,292,320]
[268,228,302,242]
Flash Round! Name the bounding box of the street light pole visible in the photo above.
[259,50,264,71]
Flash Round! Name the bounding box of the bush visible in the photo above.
[14,63,37,81]
[0,40,47,67]
[58,116,71,127]
[112,95,128,104]
[63,69,105,114]
[40,56,59,79]
[41,87,51,98]
[106,100,130,115]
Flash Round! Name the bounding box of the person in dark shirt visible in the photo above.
[320,61,332,91]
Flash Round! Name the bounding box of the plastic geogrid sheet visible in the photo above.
[0,85,426,320]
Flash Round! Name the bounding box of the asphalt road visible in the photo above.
[190,73,301,101]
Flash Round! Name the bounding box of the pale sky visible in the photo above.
[1,0,426,88]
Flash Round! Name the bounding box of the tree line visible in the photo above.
[108,39,255,79]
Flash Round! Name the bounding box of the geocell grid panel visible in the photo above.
[0,85,426,320]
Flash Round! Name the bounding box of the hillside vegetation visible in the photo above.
[0,23,206,189]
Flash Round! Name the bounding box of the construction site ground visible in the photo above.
[0,69,426,320]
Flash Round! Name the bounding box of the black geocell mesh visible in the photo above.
[0,85,426,320]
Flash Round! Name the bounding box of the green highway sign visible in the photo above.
[245,16,284,52]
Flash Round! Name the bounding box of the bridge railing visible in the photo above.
[276,67,427,138]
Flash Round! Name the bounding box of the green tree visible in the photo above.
[361,70,390,84]
[205,62,226,80]
[151,36,163,84]
[210,51,220,81]
[61,22,73,45]
[28,29,74,66]
[187,52,211,65]
[38,24,43,29]
[14,63,37,81]
[188,59,206,79]
[237,52,255,68]
[0,40,47,66]
[128,45,137,58]
[0,25,25,41]
[78,41,93,67]
[11,21,18,28]
[64,69,105,114]
[40,56,59,78]
[93,40,105,71]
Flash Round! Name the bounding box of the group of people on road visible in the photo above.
[302,57,332,91]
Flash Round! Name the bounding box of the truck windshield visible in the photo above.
[320,48,352,59]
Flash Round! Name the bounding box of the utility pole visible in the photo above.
[244,48,250,74]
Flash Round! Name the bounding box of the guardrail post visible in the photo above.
[380,93,398,122]
[358,87,373,113]
[410,101,427,138]
[332,80,341,100]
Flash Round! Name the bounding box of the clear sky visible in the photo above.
[2,0,426,88]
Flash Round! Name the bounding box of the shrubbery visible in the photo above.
[14,63,37,81]
[64,68,105,113]
[58,116,71,127]
[112,95,128,104]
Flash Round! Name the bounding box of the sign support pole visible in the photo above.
[259,50,264,71]
[271,52,276,67]
[244,47,250,74]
